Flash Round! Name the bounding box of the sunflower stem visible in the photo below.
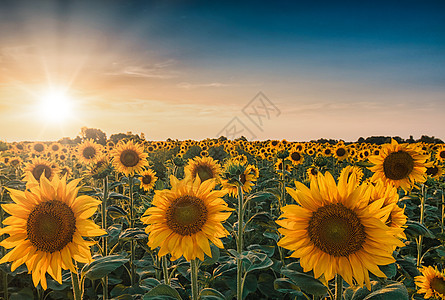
[71,271,82,300]
[162,255,170,285]
[129,176,136,286]
[102,176,109,300]
[237,183,244,300]
[335,274,343,300]
[441,189,444,234]
[190,259,199,300]
[417,184,426,266]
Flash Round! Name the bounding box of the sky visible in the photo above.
[0,0,444,142]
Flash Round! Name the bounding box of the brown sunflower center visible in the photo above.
[142,175,152,184]
[34,144,44,152]
[16,144,24,150]
[440,150,445,159]
[119,149,140,167]
[291,152,301,161]
[10,159,20,166]
[27,200,76,253]
[194,165,214,181]
[240,173,247,184]
[308,203,366,257]
[431,276,445,296]
[51,145,60,151]
[82,146,96,159]
[324,149,332,155]
[383,150,414,180]
[166,195,208,236]
[32,164,52,181]
[426,166,439,177]
[336,148,346,157]
[310,168,318,176]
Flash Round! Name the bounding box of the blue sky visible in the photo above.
[0,0,444,141]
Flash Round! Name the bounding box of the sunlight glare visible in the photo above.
[39,89,73,123]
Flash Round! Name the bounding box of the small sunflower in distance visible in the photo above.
[0,175,106,289]
[141,176,232,261]
[111,140,148,176]
[277,172,404,289]
[24,158,60,187]
[77,139,102,165]
[221,161,259,197]
[184,156,222,182]
[415,266,445,299]
[368,139,428,191]
[139,169,157,192]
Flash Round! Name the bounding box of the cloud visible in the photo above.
[105,59,179,79]
[176,82,233,89]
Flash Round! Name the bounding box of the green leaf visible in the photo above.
[263,230,279,242]
[362,283,409,300]
[10,287,34,300]
[108,205,127,219]
[201,244,220,266]
[247,244,275,257]
[200,288,226,300]
[119,228,148,240]
[281,268,328,296]
[258,273,281,298]
[242,274,258,299]
[143,284,182,300]
[404,220,434,238]
[379,263,397,279]
[243,252,273,273]
[82,255,129,280]
[109,191,130,200]
[274,278,302,295]
[243,192,276,209]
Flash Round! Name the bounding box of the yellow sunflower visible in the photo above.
[110,140,148,176]
[49,142,62,153]
[306,166,320,181]
[277,172,404,289]
[0,175,106,290]
[415,266,445,299]
[184,156,222,182]
[141,176,232,261]
[24,158,60,186]
[425,163,444,180]
[436,147,445,162]
[31,142,46,155]
[221,162,259,197]
[368,139,428,191]
[77,139,102,165]
[288,151,304,165]
[139,169,157,192]
[366,179,407,239]
[339,165,364,187]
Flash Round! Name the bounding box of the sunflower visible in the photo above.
[277,172,404,289]
[426,163,444,180]
[86,156,111,179]
[436,147,445,162]
[0,175,106,289]
[49,142,62,153]
[9,157,22,168]
[306,166,320,181]
[77,139,102,165]
[288,151,304,165]
[141,176,232,261]
[139,169,157,192]
[415,266,445,299]
[368,139,428,191]
[24,158,60,186]
[221,162,259,197]
[275,159,293,172]
[185,156,222,182]
[110,140,148,176]
[339,165,364,187]
[31,142,46,155]
[366,180,407,239]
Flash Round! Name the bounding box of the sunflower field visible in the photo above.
[0,137,444,300]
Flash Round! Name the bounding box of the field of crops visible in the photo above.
[0,137,444,300]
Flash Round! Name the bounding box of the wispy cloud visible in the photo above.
[105,59,179,79]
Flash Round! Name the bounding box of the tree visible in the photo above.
[80,127,107,145]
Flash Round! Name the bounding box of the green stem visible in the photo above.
[417,184,426,267]
[335,275,343,300]
[102,176,109,300]
[190,259,199,300]
[237,183,244,300]
[441,189,444,234]
[129,176,136,286]
[162,255,170,285]
[71,271,82,300]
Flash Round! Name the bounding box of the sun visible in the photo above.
[39,88,73,123]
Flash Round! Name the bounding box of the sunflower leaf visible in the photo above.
[143,284,182,300]
[280,268,328,296]
[362,282,409,300]
[82,255,129,281]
